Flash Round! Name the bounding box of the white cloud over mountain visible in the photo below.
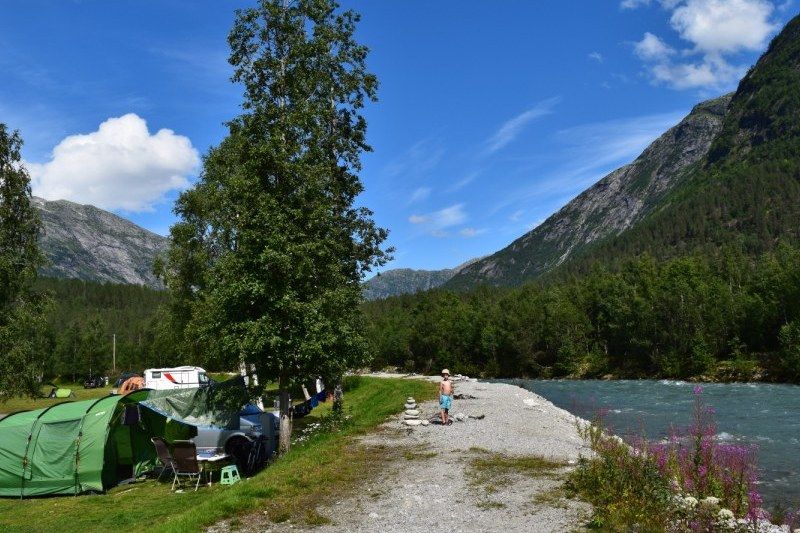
[29,113,199,212]
[629,0,778,89]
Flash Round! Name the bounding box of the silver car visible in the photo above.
[193,403,279,469]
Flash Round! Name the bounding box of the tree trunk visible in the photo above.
[278,375,292,455]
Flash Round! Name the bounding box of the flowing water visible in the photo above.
[501,379,800,507]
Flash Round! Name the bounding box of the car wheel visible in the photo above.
[225,436,252,474]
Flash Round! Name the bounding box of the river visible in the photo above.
[501,379,800,508]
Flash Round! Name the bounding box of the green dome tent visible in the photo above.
[0,391,195,498]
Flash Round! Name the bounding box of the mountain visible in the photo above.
[550,13,800,274]
[447,94,732,289]
[364,258,480,300]
[363,268,455,300]
[34,197,168,288]
[449,13,800,290]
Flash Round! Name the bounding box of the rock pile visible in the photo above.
[404,397,424,426]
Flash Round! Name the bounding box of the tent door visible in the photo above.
[29,420,82,483]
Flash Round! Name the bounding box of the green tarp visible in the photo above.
[0,391,195,498]
[139,377,248,429]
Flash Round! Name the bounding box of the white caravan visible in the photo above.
[144,366,210,390]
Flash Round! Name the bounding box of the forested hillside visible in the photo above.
[364,245,800,382]
[31,278,175,381]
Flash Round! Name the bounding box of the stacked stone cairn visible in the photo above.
[403,397,427,426]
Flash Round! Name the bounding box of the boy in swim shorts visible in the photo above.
[439,369,453,425]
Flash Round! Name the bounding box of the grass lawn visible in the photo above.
[0,384,114,415]
[0,376,436,533]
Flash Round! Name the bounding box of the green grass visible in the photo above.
[0,384,113,415]
[0,376,436,533]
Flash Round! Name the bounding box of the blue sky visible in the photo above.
[1,0,796,275]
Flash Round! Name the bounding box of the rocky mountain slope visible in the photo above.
[34,197,167,288]
[363,268,455,300]
[449,13,800,290]
[549,13,800,276]
[364,258,480,300]
[447,94,732,289]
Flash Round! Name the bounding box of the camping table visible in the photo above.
[196,452,231,486]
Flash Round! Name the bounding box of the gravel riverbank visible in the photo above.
[218,376,592,532]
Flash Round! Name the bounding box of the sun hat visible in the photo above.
[441,369,450,375]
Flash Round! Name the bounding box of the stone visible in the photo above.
[406,397,415,403]
[405,409,420,416]
[403,413,419,419]
[405,419,422,426]
[421,420,430,426]
[454,413,466,421]
[404,403,417,410]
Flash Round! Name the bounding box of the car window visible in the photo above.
[199,372,209,384]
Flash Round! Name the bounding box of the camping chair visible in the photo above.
[151,437,177,482]
[170,440,202,492]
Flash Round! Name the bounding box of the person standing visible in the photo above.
[439,369,453,425]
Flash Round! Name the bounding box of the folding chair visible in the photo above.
[151,437,177,482]
[171,440,202,491]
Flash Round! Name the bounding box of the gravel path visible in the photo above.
[218,377,592,532]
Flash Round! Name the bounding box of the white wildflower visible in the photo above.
[717,508,734,521]
[701,496,720,507]
[682,496,698,509]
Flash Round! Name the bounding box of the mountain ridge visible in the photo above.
[34,196,168,288]
[446,94,732,289]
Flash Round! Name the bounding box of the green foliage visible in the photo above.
[0,124,47,400]
[568,430,673,530]
[161,0,389,397]
[364,244,800,382]
[3,277,174,384]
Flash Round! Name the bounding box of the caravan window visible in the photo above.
[198,372,209,385]
[151,371,161,379]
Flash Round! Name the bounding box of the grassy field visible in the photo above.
[0,384,114,415]
[0,376,436,533]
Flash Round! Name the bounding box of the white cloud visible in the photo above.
[634,32,676,60]
[621,0,653,8]
[459,227,487,238]
[447,171,480,193]
[492,110,685,214]
[484,97,560,154]
[588,51,604,63]
[630,0,778,90]
[408,203,467,235]
[409,186,431,203]
[670,0,777,53]
[510,209,524,221]
[30,113,199,211]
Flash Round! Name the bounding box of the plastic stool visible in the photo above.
[220,465,241,485]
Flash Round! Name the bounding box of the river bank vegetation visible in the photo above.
[363,244,800,383]
[569,387,799,531]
